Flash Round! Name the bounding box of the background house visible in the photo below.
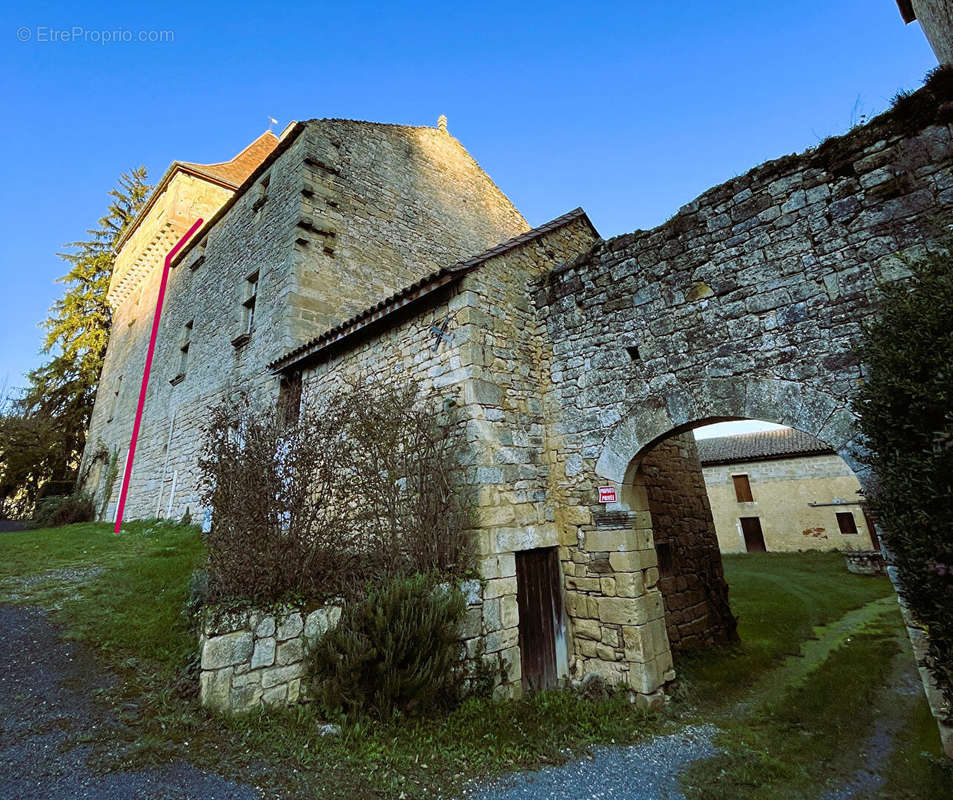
[696,429,879,554]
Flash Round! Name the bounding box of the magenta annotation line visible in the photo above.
[113,218,204,533]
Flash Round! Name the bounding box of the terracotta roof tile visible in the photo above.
[179,130,279,188]
[696,428,834,465]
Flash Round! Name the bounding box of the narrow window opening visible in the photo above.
[278,372,303,427]
[732,473,754,503]
[107,375,122,423]
[243,271,259,334]
[836,511,858,534]
[626,345,641,361]
[656,540,674,578]
[172,321,192,384]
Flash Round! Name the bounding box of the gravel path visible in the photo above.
[459,725,719,800]
[0,604,260,800]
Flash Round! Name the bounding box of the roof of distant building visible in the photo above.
[696,427,834,466]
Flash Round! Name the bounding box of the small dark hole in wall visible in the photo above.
[656,540,674,578]
[626,345,640,361]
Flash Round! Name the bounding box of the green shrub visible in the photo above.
[309,574,467,719]
[32,490,95,528]
[853,232,953,709]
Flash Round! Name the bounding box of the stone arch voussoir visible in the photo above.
[595,375,867,487]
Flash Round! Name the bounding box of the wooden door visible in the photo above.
[740,516,767,552]
[516,547,562,692]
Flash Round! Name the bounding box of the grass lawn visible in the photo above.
[1,524,949,798]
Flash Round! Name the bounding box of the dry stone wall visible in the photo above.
[200,579,492,713]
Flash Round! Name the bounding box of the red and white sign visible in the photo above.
[598,486,617,504]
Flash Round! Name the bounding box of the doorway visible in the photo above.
[740,516,767,552]
[515,547,564,692]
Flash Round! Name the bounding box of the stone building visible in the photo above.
[696,428,877,554]
[897,0,953,64]
[81,80,953,727]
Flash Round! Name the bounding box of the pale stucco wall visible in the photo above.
[702,453,875,553]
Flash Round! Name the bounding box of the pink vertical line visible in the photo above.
[113,217,205,534]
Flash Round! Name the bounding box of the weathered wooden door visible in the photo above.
[740,516,767,552]
[516,547,562,692]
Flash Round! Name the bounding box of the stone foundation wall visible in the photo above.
[844,550,887,576]
[199,580,504,714]
[638,433,736,651]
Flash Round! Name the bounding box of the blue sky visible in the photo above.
[0,0,937,396]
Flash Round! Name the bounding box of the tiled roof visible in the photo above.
[115,131,280,253]
[178,131,279,188]
[696,428,834,465]
[268,207,597,372]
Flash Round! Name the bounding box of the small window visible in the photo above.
[107,375,122,423]
[656,540,674,578]
[278,372,303,427]
[243,271,259,334]
[732,474,754,502]
[172,321,193,384]
[836,512,858,534]
[626,345,641,361]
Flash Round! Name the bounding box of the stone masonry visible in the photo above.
[200,579,499,713]
[635,433,736,651]
[84,84,953,742]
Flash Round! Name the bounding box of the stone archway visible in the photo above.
[596,377,869,491]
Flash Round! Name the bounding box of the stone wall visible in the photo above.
[636,433,735,651]
[200,605,342,711]
[82,119,530,523]
[702,453,875,553]
[199,579,495,713]
[294,214,599,698]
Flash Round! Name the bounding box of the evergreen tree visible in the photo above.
[3,168,150,512]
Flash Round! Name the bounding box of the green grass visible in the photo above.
[876,694,953,799]
[0,521,204,684]
[676,552,896,707]
[681,623,901,799]
[1,527,946,799]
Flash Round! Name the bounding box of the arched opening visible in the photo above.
[619,418,884,660]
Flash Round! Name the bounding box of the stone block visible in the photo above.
[598,596,659,626]
[251,637,276,670]
[484,576,517,599]
[615,571,645,597]
[200,667,233,711]
[303,606,341,643]
[459,606,483,639]
[495,524,558,552]
[573,618,602,641]
[485,625,519,654]
[255,615,276,639]
[261,684,288,707]
[261,663,305,689]
[277,638,304,666]
[608,550,657,572]
[500,594,520,629]
[276,612,303,641]
[202,631,253,670]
